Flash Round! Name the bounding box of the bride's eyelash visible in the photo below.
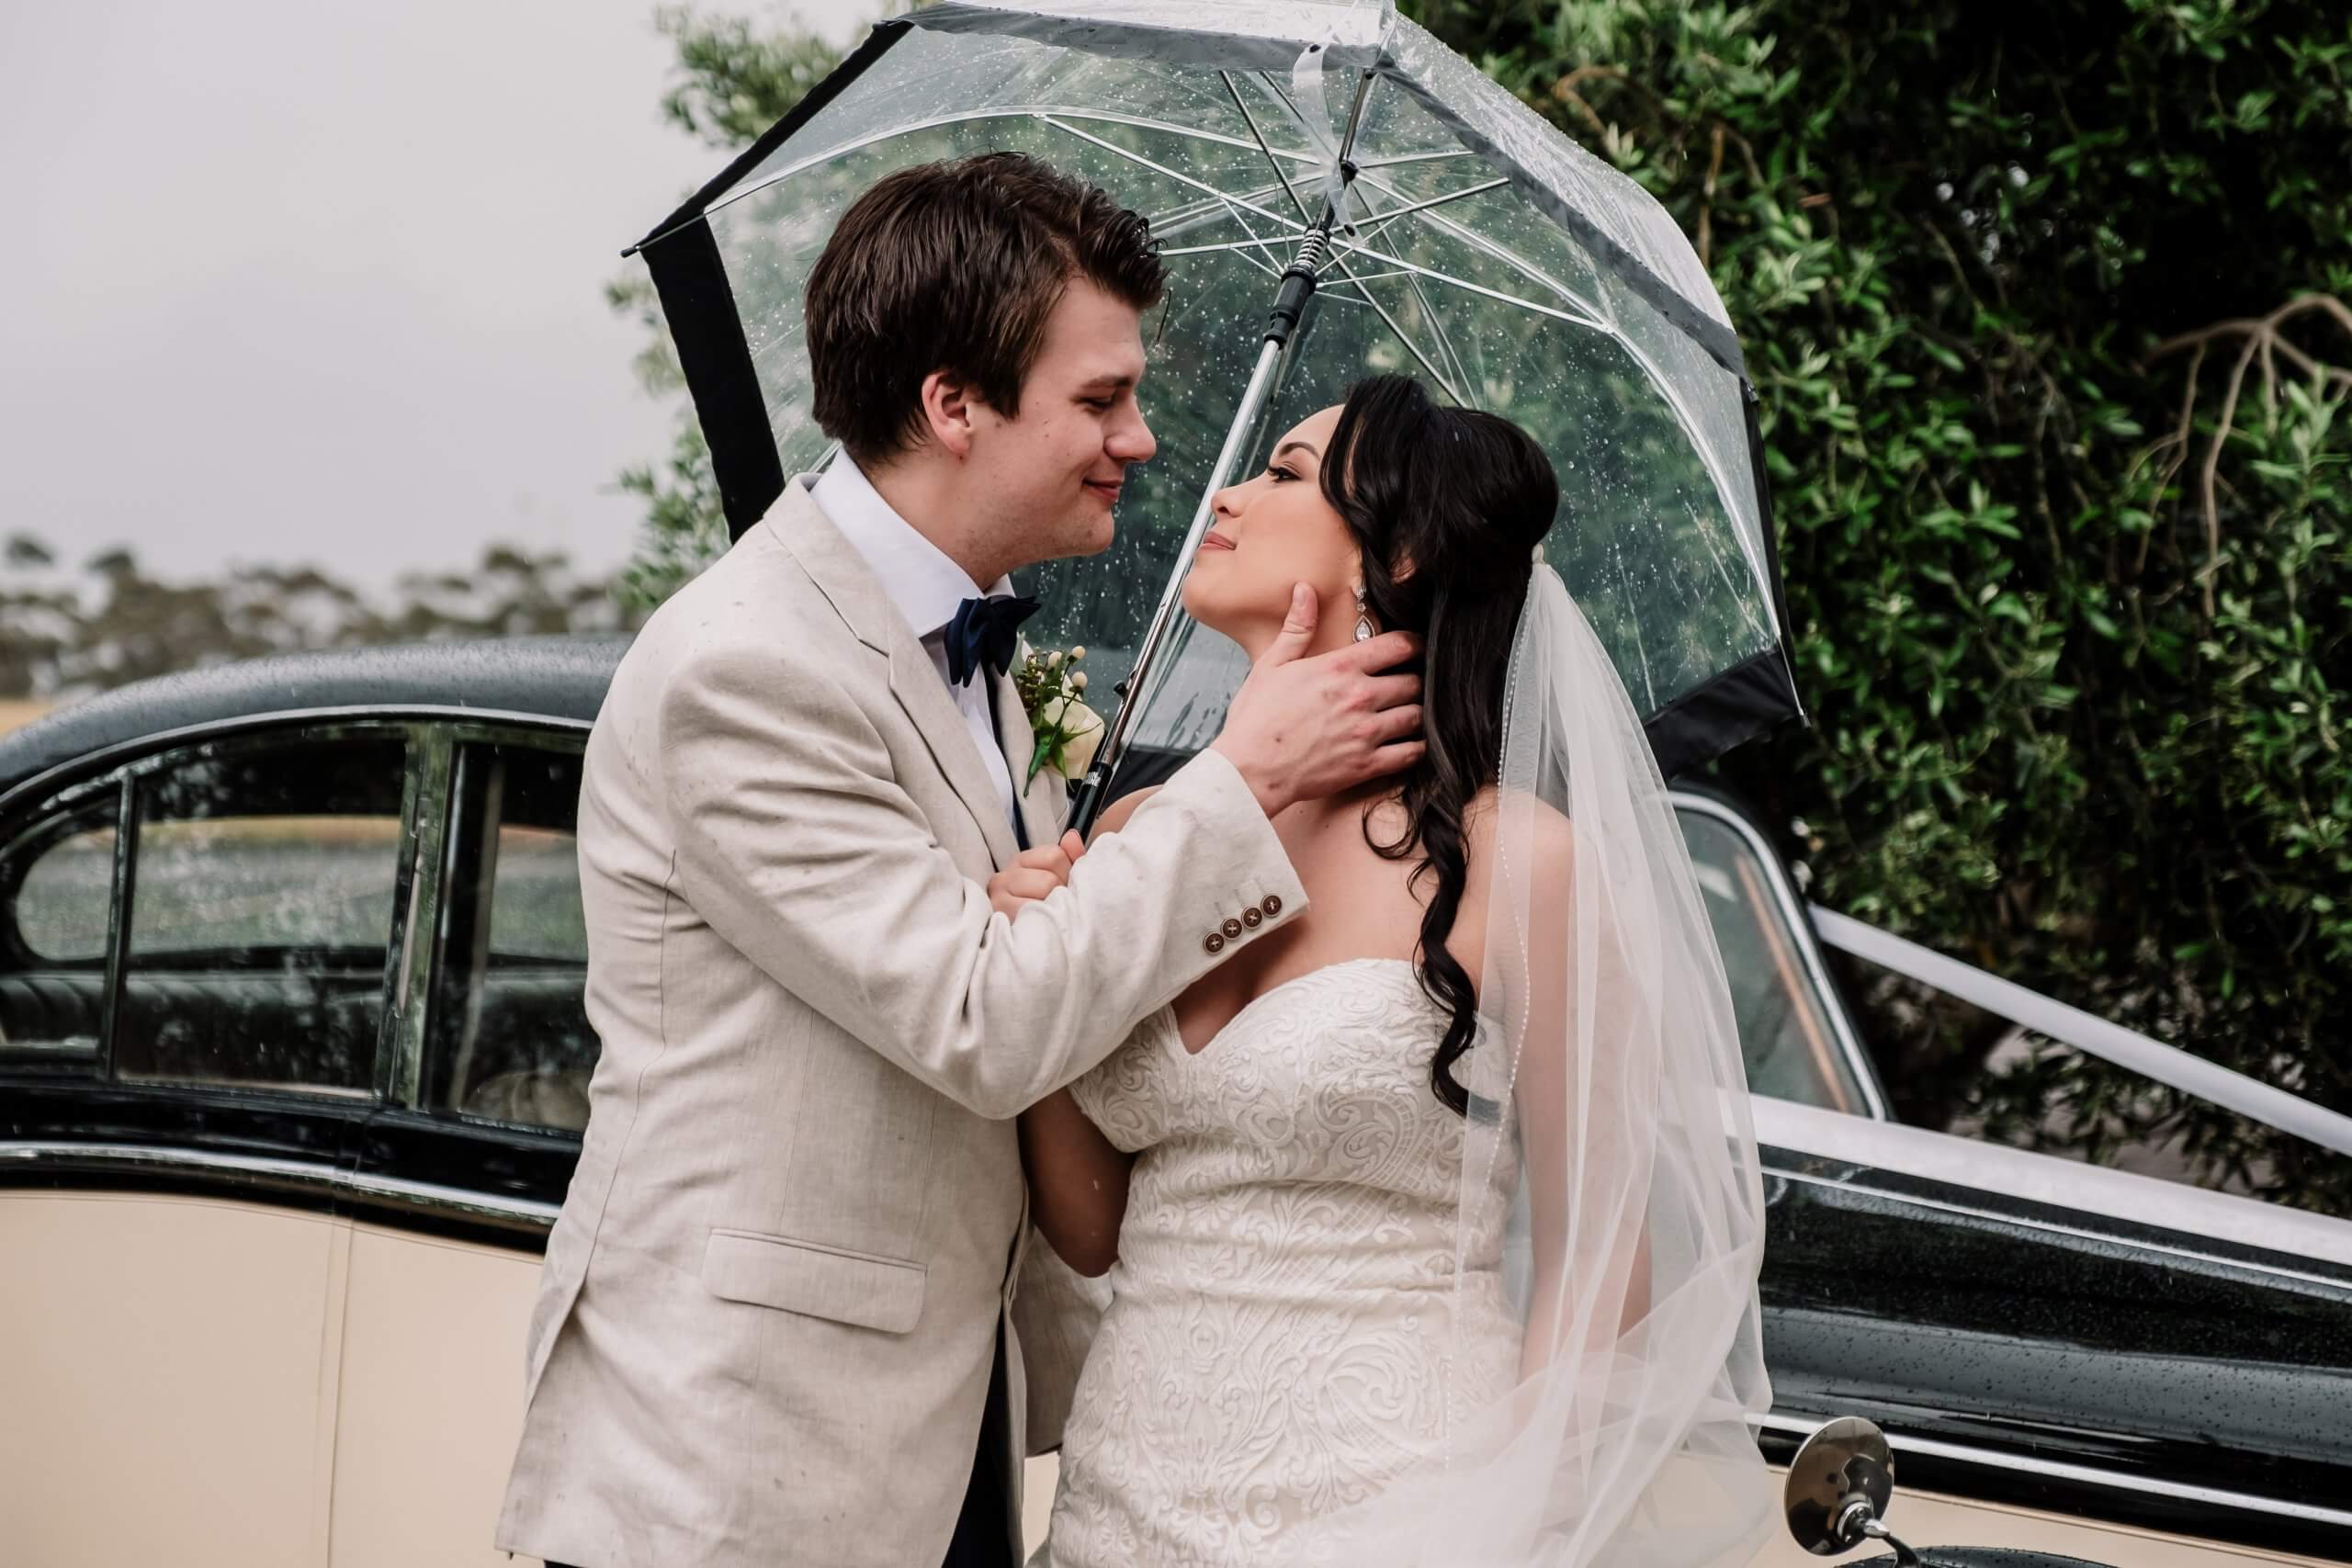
[1266,464,1298,482]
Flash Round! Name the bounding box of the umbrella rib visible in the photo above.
[1406,272,1476,400]
[1343,177,1512,245]
[1352,148,1481,171]
[1219,72,1314,224]
[1315,177,1498,396]
[1322,264,1468,405]
[1036,115,1301,235]
[1158,236,1295,262]
[1347,163,1607,326]
[697,106,1316,226]
[1150,182,1297,242]
[1329,237,1605,331]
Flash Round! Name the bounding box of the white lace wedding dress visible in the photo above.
[1037,957,1522,1567]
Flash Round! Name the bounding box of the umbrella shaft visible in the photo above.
[1065,332,1288,837]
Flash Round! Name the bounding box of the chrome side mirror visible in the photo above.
[1784,1416,1917,1564]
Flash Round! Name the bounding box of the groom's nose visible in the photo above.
[1106,401,1156,466]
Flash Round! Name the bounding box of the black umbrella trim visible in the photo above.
[631,20,921,540]
[1743,377,1803,676]
[629,18,917,260]
[1644,646,1804,781]
[646,219,786,539]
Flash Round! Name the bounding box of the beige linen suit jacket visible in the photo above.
[495,480,1305,1568]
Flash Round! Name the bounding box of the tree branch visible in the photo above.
[2143,294,2352,618]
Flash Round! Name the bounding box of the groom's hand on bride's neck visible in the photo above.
[1211,582,1425,820]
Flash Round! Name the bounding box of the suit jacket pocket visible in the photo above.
[701,1228,928,1334]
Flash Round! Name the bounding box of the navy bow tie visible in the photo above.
[944,592,1041,686]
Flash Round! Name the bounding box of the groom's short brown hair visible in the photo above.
[805,152,1165,465]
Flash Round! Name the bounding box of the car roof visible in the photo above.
[0,636,631,798]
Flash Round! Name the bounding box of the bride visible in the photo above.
[1002,375,1775,1568]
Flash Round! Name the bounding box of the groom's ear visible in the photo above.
[919,369,980,461]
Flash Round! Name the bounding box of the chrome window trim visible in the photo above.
[1756,1411,2352,1533]
[384,728,456,1106]
[1811,901,2352,1160]
[1767,1157,2352,1296]
[1670,789,1889,1120]
[0,705,592,819]
[1757,1096,2352,1279]
[0,1139,561,1228]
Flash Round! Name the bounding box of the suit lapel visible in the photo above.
[762,481,1019,869]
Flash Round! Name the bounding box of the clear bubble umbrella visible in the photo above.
[627,0,1805,829]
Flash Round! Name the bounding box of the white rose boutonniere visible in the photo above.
[1013,643,1106,790]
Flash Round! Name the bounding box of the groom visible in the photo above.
[495,152,1426,1568]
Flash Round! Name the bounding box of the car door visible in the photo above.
[0,723,413,1568]
[331,724,590,1568]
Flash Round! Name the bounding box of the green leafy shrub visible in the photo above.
[1406,0,2351,1207]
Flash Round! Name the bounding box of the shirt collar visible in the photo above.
[809,453,1013,642]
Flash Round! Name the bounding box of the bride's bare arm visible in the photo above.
[1467,802,1649,1382]
[1011,788,1160,1277]
[1020,1088,1132,1276]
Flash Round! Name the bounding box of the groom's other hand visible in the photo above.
[989,829,1089,920]
[1213,583,1425,818]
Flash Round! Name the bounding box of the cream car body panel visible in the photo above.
[0,1190,541,1568]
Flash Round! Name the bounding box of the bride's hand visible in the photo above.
[987,829,1088,920]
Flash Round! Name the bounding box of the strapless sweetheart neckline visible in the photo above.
[1157,955,1425,1058]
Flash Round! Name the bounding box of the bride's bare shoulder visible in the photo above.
[1464,785,1577,878]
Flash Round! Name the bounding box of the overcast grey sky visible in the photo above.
[2,0,871,589]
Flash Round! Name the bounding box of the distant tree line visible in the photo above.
[0,533,637,702]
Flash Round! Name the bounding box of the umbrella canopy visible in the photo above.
[628,0,1804,778]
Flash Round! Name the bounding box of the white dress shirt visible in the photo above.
[806,456,1023,831]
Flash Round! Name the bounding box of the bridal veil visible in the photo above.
[1302,564,1775,1568]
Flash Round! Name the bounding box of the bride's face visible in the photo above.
[1182,405,1360,651]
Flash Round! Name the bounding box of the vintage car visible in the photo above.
[1,639,2346,1568]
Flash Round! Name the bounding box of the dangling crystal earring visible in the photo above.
[1352,584,1374,643]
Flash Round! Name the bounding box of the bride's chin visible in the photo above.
[1181,588,1238,639]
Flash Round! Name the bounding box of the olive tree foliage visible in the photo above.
[620,3,2352,1208]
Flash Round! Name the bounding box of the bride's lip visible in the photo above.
[1199,531,1236,552]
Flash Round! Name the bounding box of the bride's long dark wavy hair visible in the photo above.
[1322,374,1561,1114]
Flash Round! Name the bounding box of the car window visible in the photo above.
[113,737,405,1096]
[1679,807,1872,1114]
[423,741,595,1132]
[0,787,119,1063]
